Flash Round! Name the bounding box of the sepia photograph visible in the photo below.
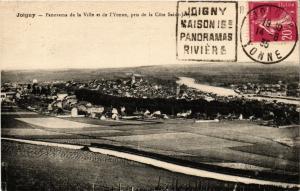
[1,1,299,190]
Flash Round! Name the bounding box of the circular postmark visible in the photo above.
[240,4,298,64]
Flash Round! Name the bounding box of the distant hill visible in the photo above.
[1,63,299,86]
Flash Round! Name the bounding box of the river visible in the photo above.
[176,77,300,105]
[176,77,239,97]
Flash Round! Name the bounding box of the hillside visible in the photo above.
[2,63,299,86]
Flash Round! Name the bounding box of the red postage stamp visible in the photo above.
[240,1,298,64]
[248,1,297,42]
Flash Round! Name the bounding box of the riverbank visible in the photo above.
[177,77,300,105]
[177,77,239,97]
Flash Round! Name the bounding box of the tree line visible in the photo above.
[75,89,299,125]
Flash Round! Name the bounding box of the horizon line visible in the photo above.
[1,62,298,72]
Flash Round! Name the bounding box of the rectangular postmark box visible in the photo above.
[176,1,238,62]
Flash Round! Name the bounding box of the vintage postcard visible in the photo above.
[1,1,299,190]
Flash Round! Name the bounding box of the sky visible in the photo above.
[0,1,299,70]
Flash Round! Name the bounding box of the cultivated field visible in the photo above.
[2,141,205,190]
[1,105,299,188]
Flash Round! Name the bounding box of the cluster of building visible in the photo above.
[1,78,176,120]
[26,93,174,120]
[1,79,69,102]
[1,76,299,125]
[4,75,298,107]
[231,81,300,97]
[1,75,214,121]
[83,74,221,102]
[85,74,177,99]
